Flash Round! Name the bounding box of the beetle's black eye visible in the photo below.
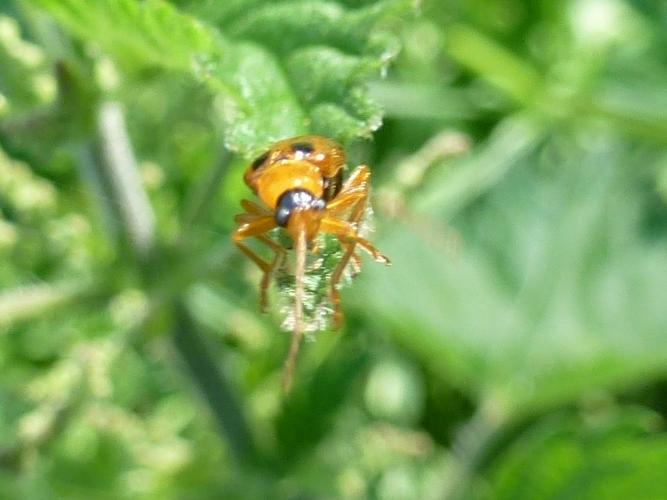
[275,189,324,227]
[275,204,291,228]
[290,142,314,158]
[251,151,269,170]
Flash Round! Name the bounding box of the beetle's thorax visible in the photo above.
[252,160,324,210]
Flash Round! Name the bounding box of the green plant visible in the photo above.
[2,0,667,498]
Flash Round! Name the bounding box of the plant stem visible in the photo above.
[92,100,257,465]
[96,100,156,260]
[172,300,257,463]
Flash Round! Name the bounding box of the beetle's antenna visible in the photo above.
[282,223,307,393]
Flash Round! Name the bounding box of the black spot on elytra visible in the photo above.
[290,142,314,156]
[323,169,343,201]
[251,151,269,170]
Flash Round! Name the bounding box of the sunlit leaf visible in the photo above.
[32,0,411,154]
[353,128,667,417]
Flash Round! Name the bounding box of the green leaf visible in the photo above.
[225,0,406,56]
[32,0,220,72]
[352,122,667,417]
[481,410,667,500]
[443,24,542,106]
[32,0,412,155]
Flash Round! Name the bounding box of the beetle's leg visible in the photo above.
[329,236,362,326]
[327,241,357,329]
[346,250,363,276]
[320,215,390,328]
[255,234,287,311]
[232,214,285,311]
[326,165,370,215]
[241,199,271,215]
[234,199,272,224]
[320,219,389,263]
[322,167,375,327]
[328,165,371,262]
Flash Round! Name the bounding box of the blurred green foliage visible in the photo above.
[1,0,667,498]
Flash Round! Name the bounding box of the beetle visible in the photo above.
[232,135,390,390]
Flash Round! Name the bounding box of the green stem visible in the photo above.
[172,299,257,463]
[444,24,542,106]
[92,100,257,465]
[96,100,156,261]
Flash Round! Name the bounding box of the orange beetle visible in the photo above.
[232,135,390,390]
